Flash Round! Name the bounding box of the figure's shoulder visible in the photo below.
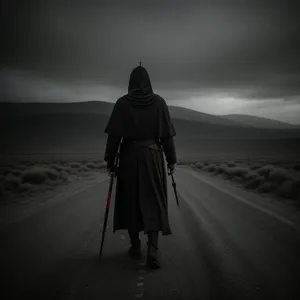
[112,96,126,108]
[153,94,168,106]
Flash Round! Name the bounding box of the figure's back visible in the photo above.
[104,66,175,139]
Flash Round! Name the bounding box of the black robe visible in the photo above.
[104,66,177,235]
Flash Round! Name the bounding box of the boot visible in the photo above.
[147,231,160,269]
[128,230,142,259]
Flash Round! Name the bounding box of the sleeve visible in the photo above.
[104,134,121,169]
[160,136,177,166]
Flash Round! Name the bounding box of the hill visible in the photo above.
[222,114,299,129]
[0,101,248,127]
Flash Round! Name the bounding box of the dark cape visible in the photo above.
[104,66,177,235]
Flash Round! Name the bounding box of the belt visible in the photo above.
[122,138,160,148]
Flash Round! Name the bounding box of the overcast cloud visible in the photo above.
[1,0,300,123]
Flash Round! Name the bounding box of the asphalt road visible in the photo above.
[1,166,300,300]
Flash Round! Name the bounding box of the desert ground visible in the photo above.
[1,102,300,299]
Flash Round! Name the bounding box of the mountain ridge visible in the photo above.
[0,100,298,129]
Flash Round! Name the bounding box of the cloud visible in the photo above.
[1,0,300,123]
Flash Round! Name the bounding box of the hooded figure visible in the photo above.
[104,65,177,269]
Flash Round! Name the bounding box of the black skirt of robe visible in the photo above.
[113,141,172,235]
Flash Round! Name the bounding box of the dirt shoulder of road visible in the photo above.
[190,159,300,212]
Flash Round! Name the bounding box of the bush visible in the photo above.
[232,176,245,184]
[257,165,274,177]
[22,168,48,184]
[86,162,96,169]
[0,184,4,198]
[59,171,69,182]
[16,165,27,171]
[0,167,11,176]
[231,167,248,177]
[79,166,89,172]
[220,166,248,177]
[258,181,275,193]
[45,168,59,180]
[276,180,297,199]
[227,161,236,167]
[69,162,81,168]
[293,164,300,171]
[218,164,228,174]
[208,164,216,172]
[12,169,23,176]
[268,168,291,182]
[244,176,264,189]
[4,175,21,191]
[51,164,65,172]
[195,162,203,169]
[18,183,32,193]
[23,160,35,166]
[244,171,259,181]
[96,162,106,170]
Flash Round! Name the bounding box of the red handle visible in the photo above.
[106,191,112,209]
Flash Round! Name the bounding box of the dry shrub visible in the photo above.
[227,161,236,167]
[0,184,4,198]
[22,168,47,184]
[208,164,216,172]
[79,166,89,172]
[250,164,262,170]
[0,167,11,176]
[51,164,65,172]
[45,168,59,180]
[18,183,32,193]
[12,169,23,176]
[232,176,245,184]
[293,179,300,190]
[86,162,96,169]
[222,174,231,180]
[16,165,27,171]
[69,162,81,168]
[22,167,58,184]
[244,176,264,189]
[220,166,248,177]
[276,180,297,199]
[96,162,107,170]
[64,166,72,173]
[195,162,203,169]
[4,175,21,191]
[218,164,227,173]
[257,165,274,177]
[244,171,259,181]
[268,168,291,182]
[59,171,69,182]
[258,181,275,193]
[22,160,35,166]
[293,164,300,171]
[231,167,248,177]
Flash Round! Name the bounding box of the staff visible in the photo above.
[99,139,122,260]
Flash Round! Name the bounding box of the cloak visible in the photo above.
[104,66,176,138]
[103,65,177,235]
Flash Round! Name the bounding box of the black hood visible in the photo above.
[124,66,157,106]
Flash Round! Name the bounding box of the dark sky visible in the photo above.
[1,0,300,123]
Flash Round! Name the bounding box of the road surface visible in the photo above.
[1,166,300,300]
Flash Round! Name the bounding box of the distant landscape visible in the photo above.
[1,100,300,206]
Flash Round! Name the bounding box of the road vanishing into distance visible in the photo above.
[1,166,300,300]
